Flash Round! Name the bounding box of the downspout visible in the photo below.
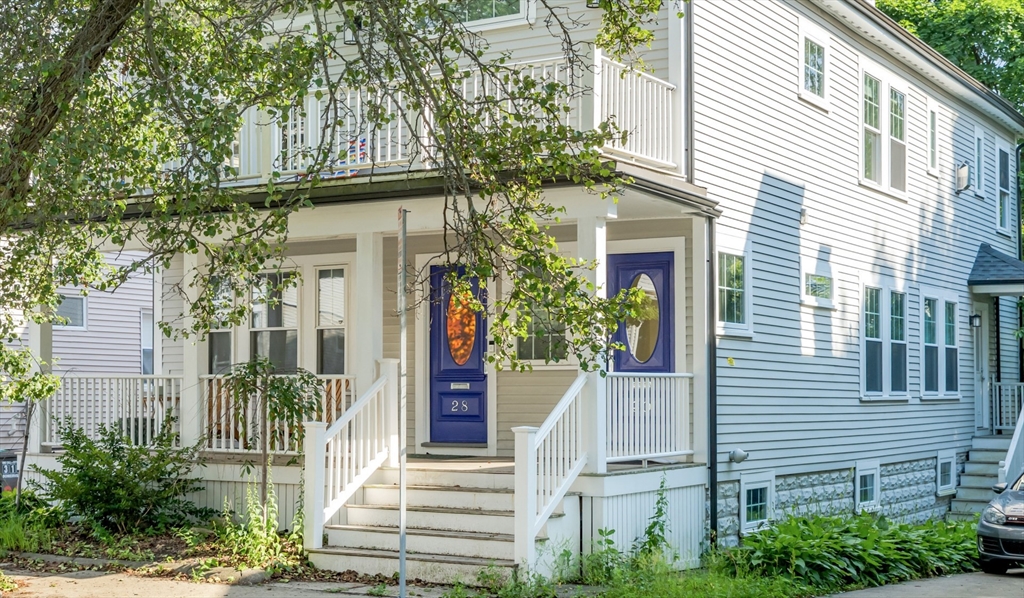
[707,216,718,541]
[1017,143,1023,383]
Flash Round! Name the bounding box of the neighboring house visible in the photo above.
[20,0,1024,581]
[1,252,154,451]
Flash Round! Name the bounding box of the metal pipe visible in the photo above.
[707,215,719,540]
[1016,143,1023,383]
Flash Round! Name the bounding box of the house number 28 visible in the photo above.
[450,400,469,412]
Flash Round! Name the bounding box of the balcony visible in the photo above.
[219,51,679,187]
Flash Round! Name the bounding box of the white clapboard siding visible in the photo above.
[694,0,1019,479]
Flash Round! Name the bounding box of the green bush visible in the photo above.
[724,513,978,592]
[31,418,214,533]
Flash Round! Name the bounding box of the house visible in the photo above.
[2,252,154,452]
[20,0,1024,581]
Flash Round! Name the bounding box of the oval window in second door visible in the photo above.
[447,294,477,366]
[626,273,659,363]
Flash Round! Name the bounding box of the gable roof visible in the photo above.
[968,243,1024,287]
[818,0,1024,133]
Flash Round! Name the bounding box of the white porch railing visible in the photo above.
[40,375,182,448]
[606,372,694,463]
[201,374,356,454]
[304,359,399,550]
[998,406,1024,485]
[514,372,589,566]
[231,53,678,185]
[993,382,1024,433]
[594,51,677,169]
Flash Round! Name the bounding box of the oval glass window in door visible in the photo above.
[447,294,477,366]
[626,273,659,363]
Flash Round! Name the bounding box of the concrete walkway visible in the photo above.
[831,569,1024,598]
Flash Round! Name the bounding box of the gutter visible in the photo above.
[707,216,718,540]
[1018,143,1023,383]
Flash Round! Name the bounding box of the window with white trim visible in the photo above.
[208,277,234,375]
[740,470,775,534]
[717,236,753,336]
[997,141,1013,233]
[801,256,835,309]
[974,126,986,197]
[861,64,908,195]
[250,272,299,371]
[516,310,568,362]
[921,291,958,397]
[855,459,881,512]
[927,101,939,175]
[936,449,956,496]
[861,279,908,398]
[799,20,829,108]
[141,310,154,375]
[316,267,347,375]
[55,295,86,329]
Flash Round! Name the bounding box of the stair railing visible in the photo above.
[303,359,399,550]
[513,372,589,567]
[997,405,1024,485]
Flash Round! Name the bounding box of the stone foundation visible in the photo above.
[715,453,968,547]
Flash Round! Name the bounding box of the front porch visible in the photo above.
[23,183,716,577]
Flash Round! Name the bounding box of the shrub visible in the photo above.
[724,513,978,592]
[31,417,214,533]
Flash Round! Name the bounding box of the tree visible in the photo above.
[0,0,677,394]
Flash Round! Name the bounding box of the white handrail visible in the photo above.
[998,406,1024,485]
[304,359,399,550]
[605,372,694,463]
[514,372,589,567]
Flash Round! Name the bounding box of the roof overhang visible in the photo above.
[968,243,1024,297]
[817,0,1024,134]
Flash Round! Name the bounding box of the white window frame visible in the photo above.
[855,459,881,513]
[716,234,754,338]
[460,0,535,31]
[248,270,301,370]
[798,18,830,110]
[859,60,909,199]
[55,294,87,331]
[800,257,837,310]
[859,274,910,400]
[140,309,154,374]
[315,265,349,375]
[920,288,960,399]
[927,99,940,177]
[974,125,986,197]
[740,470,776,535]
[506,242,578,370]
[996,139,1014,235]
[936,449,956,496]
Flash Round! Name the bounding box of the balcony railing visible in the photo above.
[220,53,677,185]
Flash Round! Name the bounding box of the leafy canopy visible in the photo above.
[0,0,683,393]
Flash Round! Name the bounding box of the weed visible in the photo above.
[367,582,390,596]
[0,571,17,592]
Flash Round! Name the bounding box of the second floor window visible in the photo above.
[998,143,1013,232]
[862,68,907,195]
[718,253,746,326]
[974,126,986,196]
[459,0,521,22]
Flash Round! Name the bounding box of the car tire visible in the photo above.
[980,560,1009,575]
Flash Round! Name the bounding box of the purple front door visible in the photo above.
[608,252,674,373]
[429,267,487,443]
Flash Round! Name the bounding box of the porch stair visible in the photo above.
[307,463,563,584]
[949,435,1012,520]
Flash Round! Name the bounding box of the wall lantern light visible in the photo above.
[729,448,749,463]
[970,314,982,328]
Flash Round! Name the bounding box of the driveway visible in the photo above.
[832,569,1024,598]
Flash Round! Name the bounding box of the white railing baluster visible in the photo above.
[604,372,695,463]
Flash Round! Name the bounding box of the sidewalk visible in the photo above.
[831,569,1024,598]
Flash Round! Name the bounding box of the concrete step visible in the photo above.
[954,485,998,502]
[373,467,515,490]
[307,547,513,585]
[966,449,1008,464]
[959,474,998,488]
[363,484,515,511]
[950,499,988,515]
[345,503,529,535]
[971,436,1013,451]
[965,462,1000,476]
[948,510,981,522]
[325,524,515,561]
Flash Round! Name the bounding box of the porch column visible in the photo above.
[27,314,53,454]
[690,216,709,465]
[578,215,608,474]
[179,252,201,448]
[354,232,384,394]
